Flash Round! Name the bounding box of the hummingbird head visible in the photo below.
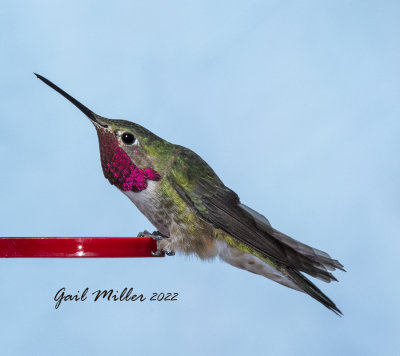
[35,74,172,192]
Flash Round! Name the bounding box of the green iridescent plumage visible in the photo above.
[36,73,345,315]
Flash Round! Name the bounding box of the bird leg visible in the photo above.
[137,230,175,256]
[137,230,169,240]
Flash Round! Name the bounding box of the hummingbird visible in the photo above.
[35,73,345,315]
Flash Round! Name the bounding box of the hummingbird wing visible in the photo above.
[168,147,344,283]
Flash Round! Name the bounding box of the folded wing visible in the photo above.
[168,148,344,282]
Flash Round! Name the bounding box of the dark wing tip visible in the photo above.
[326,301,343,316]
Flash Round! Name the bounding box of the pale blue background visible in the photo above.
[1,1,399,355]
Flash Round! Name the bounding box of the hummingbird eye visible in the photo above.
[121,132,136,145]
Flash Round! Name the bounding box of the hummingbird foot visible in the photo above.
[137,230,169,241]
[138,230,174,256]
[151,248,175,257]
[151,249,163,257]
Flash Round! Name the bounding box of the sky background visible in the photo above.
[1,1,399,355]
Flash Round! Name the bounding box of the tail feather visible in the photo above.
[238,204,345,283]
[288,268,342,316]
[271,228,345,283]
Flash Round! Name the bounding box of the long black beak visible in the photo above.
[34,73,108,128]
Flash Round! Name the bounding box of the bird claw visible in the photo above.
[151,248,175,257]
[151,249,163,257]
[138,230,169,241]
[138,230,173,257]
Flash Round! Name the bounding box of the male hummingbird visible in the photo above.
[35,74,344,315]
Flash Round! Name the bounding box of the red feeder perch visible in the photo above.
[0,237,163,258]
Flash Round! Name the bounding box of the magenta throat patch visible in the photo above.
[97,129,161,192]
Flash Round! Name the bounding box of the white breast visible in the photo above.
[122,180,170,236]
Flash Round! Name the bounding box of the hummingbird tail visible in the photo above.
[288,268,342,315]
